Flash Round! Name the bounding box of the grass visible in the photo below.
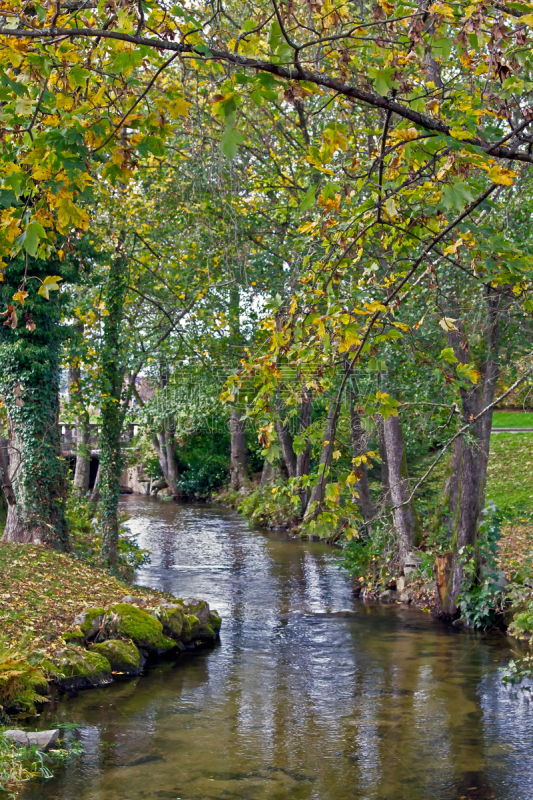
[492,411,533,428]
[0,544,170,660]
[486,432,533,513]
[0,728,53,800]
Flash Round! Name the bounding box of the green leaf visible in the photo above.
[442,181,474,212]
[299,185,316,212]
[440,346,458,364]
[137,136,165,157]
[220,125,244,160]
[23,221,46,257]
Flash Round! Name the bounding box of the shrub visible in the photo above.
[238,487,297,528]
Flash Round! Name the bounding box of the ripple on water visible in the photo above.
[22,498,533,800]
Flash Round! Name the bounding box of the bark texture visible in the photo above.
[382,413,418,570]
[435,288,504,617]
[296,388,313,515]
[349,390,374,529]
[230,407,250,490]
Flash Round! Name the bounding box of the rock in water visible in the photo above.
[3,729,59,751]
[89,639,144,675]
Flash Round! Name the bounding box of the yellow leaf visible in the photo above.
[487,166,517,186]
[384,197,398,218]
[520,13,533,25]
[448,128,473,140]
[439,317,458,332]
[43,275,63,287]
[443,239,463,255]
[169,98,192,118]
[391,127,419,142]
[12,290,28,305]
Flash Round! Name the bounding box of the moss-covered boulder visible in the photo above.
[89,639,143,675]
[63,627,85,646]
[54,647,112,690]
[74,607,106,641]
[181,598,210,625]
[148,603,184,640]
[209,611,222,632]
[180,614,198,643]
[107,603,176,653]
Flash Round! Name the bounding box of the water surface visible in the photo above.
[24,497,533,800]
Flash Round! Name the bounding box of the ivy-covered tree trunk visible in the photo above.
[69,363,91,495]
[99,255,126,567]
[0,257,69,549]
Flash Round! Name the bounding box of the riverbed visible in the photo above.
[24,497,533,800]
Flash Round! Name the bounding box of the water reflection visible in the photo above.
[22,498,533,800]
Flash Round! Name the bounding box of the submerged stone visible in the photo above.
[89,638,143,675]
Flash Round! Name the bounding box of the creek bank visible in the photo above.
[0,543,221,712]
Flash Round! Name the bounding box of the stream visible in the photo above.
[24,496,533,800]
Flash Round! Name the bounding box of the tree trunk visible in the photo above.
[153,424,179,496]
[382,413,419,571]
[69,363,91,496]
[296,388,312,514]
[0,437,16,508]
[99,254,126,567]
[378,402,391,506]
[435,290,502,617]
[230,407,250,490]
[304,406,340,521]
[0,256,69,550]
[349,390,374,528]
[275,403,296,479]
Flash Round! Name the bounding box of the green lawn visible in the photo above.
[486,432,533,513]
[492,411,533,428]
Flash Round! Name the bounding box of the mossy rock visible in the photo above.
[147,603,184,640]
[54,647,112,690]
[180,614,199,643]
[108,603,176,652]
[208,611,222,632]
[181,598,210,625]
[74,607,106,641]
[89,639,143,675]
[63,627,85,646]
[161,604,184,639]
